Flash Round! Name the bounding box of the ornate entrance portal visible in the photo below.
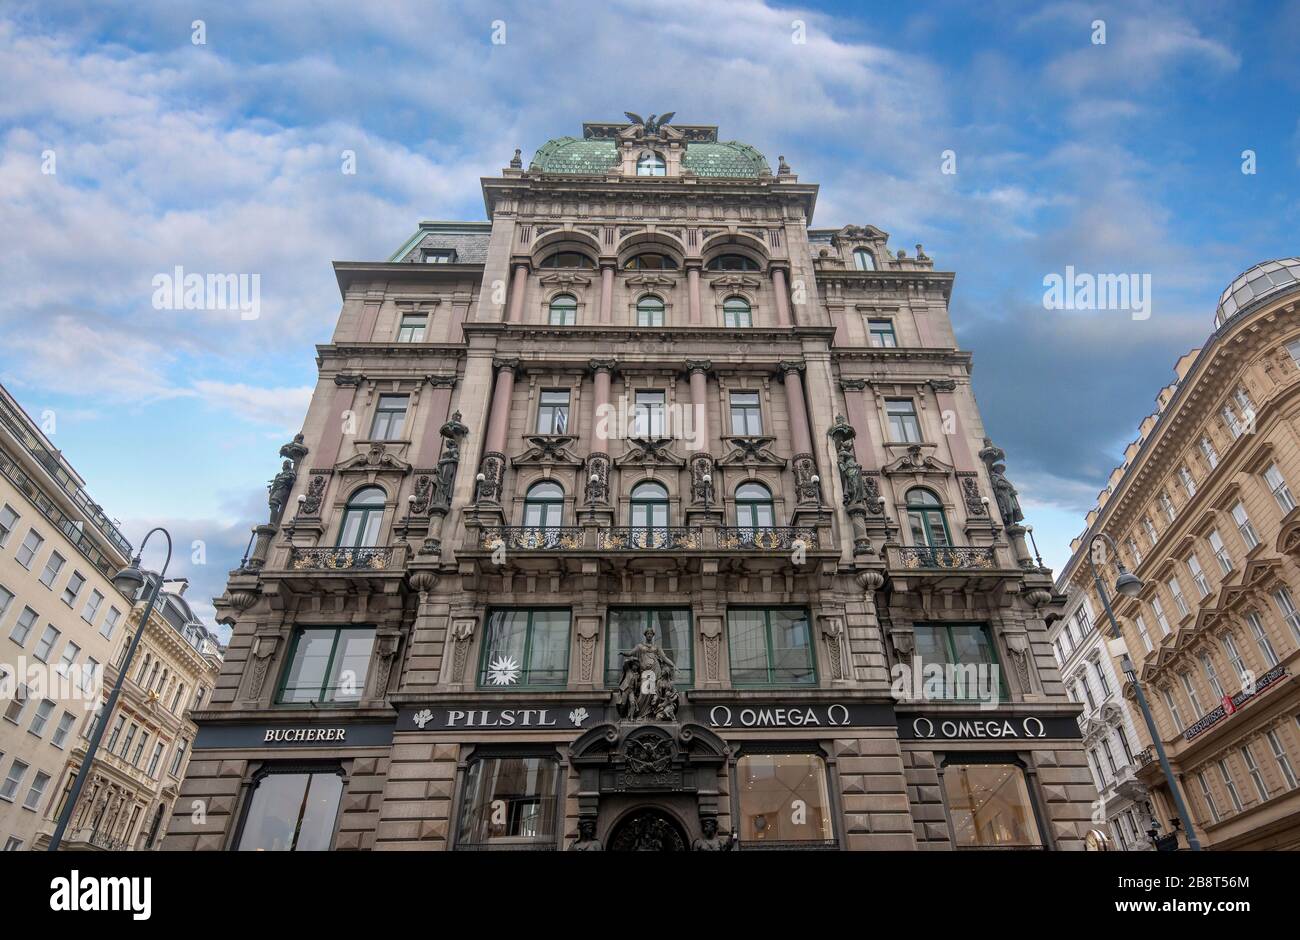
[607,808,689,851]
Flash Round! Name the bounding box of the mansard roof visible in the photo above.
[529,136,771,178]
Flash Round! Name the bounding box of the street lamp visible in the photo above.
[47,527,173,851]
[1088,532,1200,850]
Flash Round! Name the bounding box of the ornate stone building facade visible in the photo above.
[1056,258,1300,851]
[165,117,1094,852]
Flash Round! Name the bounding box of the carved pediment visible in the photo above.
[718,436,787,468]
[539,272,592,287]
[615,437,686,467]
[709,274,762,290]
[881,444,954,476]
[626,274,677,288]
[335,441,412,474]
[512,435,583,468]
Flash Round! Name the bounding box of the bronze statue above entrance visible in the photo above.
[613,625,679,722]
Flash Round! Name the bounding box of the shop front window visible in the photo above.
[236,767,344,851]
[456,755,560,849]
[736,753,834,847]
[942,760,1044,848]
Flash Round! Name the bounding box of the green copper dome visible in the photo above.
[529,137,770,178]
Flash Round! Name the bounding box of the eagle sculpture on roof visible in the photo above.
[624,112,675,135]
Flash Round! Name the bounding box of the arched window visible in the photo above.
[539,251,595,269]
[636,295,665,326]
[906,488,950,548]
[624,253,679,271]
[636,152,666,177]
[548,293,577,325]
[337,487,386,548]
[735,482,774,530]
[706,254,760,272]
[630,482,669,531]
[723,296,752,328]
[853,248,876,271]
[523,481,564,529]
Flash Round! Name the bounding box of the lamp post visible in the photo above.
[48,527,172,852]
[1087,532,1200,851]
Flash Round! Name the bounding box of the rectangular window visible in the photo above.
[1,681,26,723]
[1187,554,1211,597]
[105,714,124,752]
[1117,726,1134,765]
[1267,729,1298,791]
[396,313,428,342]
[2,837,20,852]
[885,398,923,443]
[100,606,121,640]
[1208,530,1232,574]
[1200,436,1219,470]
[942,762,1043,848]
[38,551,65,588]
[1093,660,1111,697]
[0,504,17,547]
[8,606,37,647]
[1246,610,1279,667]
[477,609,570,689]
[237,769,345,851]
[1159,491,1177,523]
[632,391,665,438]
[737,753,834,846]
[1162,687,1184,731]
[1273,587,1300,643]
[1222,404,1242,439]
[0,585,10,628]
[16,529,43,569]
[1265,463,1296,513]
[60,571,85,606]
[1197,772,1220,824]
[132,730,149,767]
[278,626,376,704]
[1180,672,1203,717]
[912,622,1003,700]
[605,609,692,689]
[51,711,75,749]
[369,395,409,440]
[0,759,28,802]
[1201,652,1224,698]
[867,319,898,348]
[536,390,570,434]
[1221,632,1247,685]
[23,770,50,811]
[1151,596,1170,634]
[423,249,455,263]
[1231,502,1259,550]
[170,739,188,777]
[727,608,816,687]
[33,625,60,662]
[1242,744,1270,802]
[147,741,165,777]
[57,640,79,671]
[455,756,559,849]
[1167,577,1189,617]
[1101,738,1119,775]
[1179,466,1196,499]
[119,722,137,759]
[28,699,54,737]
[1143,517,1158,546]
[1079,675,1096,711]
[1126,537,1141,567]
[729,392,763,435]
[1135,615,1153,652]
[81,589,104,624]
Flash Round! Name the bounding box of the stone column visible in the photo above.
[585,360,615,516]
[687,361,710,448]
[477,359,517,506]
[771,266,793,326]
[599,263,615,324]
[505,262,529,323]
[780,361,821,511]
[686,263,702,324]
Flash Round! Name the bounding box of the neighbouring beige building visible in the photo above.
[1056,258,1300,850]
[0,381,222,851]
[167,115,1096,853]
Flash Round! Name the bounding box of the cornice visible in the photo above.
[461,323,836,343]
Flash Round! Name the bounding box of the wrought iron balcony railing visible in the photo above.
[289,546,397,571]
[716,526,819,550]
[479,526,585,551]
[597,527,703,550]
[895,546,998,570]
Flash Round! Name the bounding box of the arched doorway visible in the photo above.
[607,807,688,852]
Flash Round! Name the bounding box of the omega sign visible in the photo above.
[706,703,892,730]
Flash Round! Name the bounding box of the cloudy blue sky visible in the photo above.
[1,0,1297,633]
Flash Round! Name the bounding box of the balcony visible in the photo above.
[288,546,400,570]
[479,526,585,551]
[717,526,818,551]
[597,527,703,550]
[894,546,997,569]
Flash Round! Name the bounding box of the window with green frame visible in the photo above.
[277,626,376,705]
[906,488,950,548]
[727,608,816,686]
[605,609,693,688]
[913,622,1007,701]
[478,609,570,689]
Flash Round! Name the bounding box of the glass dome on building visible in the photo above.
[1216,258,1300,326]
